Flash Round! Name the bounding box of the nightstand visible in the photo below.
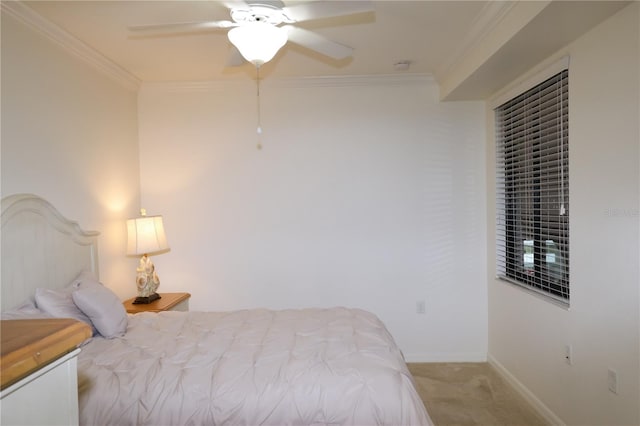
[1,319,92,425]
[123,292,191,314]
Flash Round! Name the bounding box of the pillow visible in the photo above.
[72,275,127,338]
[1,300,52,320]
[7,297,93,346]
[35,287,96,334]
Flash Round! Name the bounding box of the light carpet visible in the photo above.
[408,363,549,426]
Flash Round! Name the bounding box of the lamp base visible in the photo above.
[132,293,161,304]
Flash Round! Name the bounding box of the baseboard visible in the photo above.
[403,352,488,363]
[488,355,566,426]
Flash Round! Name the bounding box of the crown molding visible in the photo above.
[435,1,516,81]
[140,73,435,93]
[2,1,141,91]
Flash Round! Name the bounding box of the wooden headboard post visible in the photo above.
[1,194,100,311]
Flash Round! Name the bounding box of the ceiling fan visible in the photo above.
[129,0,374,67]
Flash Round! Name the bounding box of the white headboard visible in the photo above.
[1,194,100,311]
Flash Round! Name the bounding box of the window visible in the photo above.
[495,69,569,304]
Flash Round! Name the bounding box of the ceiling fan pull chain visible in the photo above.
[256,65,263,150]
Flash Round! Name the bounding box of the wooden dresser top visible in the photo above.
[1,318,92,390]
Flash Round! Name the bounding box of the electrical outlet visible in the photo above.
[416,300,426,314]
[564,344,572,365]
[608,368,618,394]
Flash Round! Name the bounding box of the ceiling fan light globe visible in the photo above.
[228,23,287,66]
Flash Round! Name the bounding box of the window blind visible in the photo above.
[495,69,569,304]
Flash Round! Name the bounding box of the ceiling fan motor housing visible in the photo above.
[230,2,294,26]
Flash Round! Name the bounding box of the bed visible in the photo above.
[1,194,432,425]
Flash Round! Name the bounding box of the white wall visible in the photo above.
[1,13,140,298]
[138,76,487,360]
[487,4,639,425]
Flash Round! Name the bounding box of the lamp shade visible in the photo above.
[126,215,169,256]
[228,22,287,66]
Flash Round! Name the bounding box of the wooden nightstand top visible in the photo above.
[1,319,92,390]
[123,292,191,314]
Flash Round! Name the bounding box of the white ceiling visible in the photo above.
[10,0,630,98]
[22,1,488,81]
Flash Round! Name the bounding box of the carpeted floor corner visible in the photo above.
[408,363,549,426]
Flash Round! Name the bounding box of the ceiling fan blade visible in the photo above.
[226,46,246,66]
[282,0,373,23]
[284,26,353,60]
[221,1,249,10]
[128,20,236,34]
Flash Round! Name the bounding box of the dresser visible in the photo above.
[1,319,92,426]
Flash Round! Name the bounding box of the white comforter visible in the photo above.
[78,307,432,426]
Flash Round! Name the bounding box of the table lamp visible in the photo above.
[126,209,169,304]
